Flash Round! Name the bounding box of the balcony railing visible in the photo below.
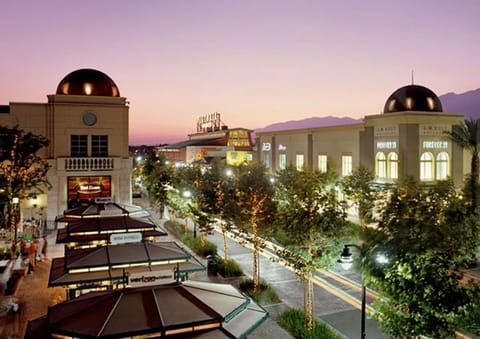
[61,157,115,171]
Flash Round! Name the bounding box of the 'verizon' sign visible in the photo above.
[128,270,175,287]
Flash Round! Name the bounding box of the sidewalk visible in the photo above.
[0,227,293,339]
[0,232,65,339]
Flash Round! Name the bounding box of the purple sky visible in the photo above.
[1,1,479,145]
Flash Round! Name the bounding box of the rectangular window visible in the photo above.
[71,135,88,157]
[296,154,304,171]
[91,135,108,157]
[342,155,353,176]
[0,132,11,159]
[264,154,270,169]
[318,154,327,173]
[279,154,286,170]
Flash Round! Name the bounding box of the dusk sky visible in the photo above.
[1,1,479,145]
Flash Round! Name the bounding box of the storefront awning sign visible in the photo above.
[128,270,175,287]
[110,232,142,244]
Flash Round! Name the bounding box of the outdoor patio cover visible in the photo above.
[25,280,268,338]
[49,241,205,287]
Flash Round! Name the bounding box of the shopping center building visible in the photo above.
[255,84,467,187]
[0,69,132,228]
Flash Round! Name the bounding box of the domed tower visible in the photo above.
[361,83,464,186]
[46,68,131,216]
[56,68,120,97]
[383,84,443,113]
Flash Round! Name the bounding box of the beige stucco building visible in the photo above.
[256,84,466,187]
[0,69,132,228]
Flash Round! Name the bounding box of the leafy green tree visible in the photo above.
[365,178,480,337]
[342,165,378,230]
[197,159,238,263]
[0,126,50,245]
[170,162,214,244]
[445,118,480,213]
[234,162,276,292]
[142,151,173,218]
[275,166,348,330]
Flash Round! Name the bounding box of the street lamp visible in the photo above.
[338,244,388,339]
[338,244,366,339]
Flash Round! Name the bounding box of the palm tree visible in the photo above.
[445,118,480,213]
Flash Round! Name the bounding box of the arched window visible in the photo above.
[420,152,434,181]
[376,152,386,178]
[387,152,398,179]
[436,152,450,180]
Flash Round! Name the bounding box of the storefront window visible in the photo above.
[342,155,353,176]
[264,154,270,168]
[375,152,386,178]
[388,152,398,179]
[296,154,304,171]
[420,152,434,181]
[318,154,327,173]
[436,152,449,180]
[279,154,286,170]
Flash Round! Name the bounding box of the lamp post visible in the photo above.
[338,244,366,339]
[338,244,388,339]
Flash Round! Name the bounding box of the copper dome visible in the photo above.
[56,68,120,97]
[384,84,442,113]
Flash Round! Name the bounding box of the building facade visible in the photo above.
[0,69,132,227]
[256,84,466,187]
[158,112,254,166]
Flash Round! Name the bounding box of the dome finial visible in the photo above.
[411,70,414,85]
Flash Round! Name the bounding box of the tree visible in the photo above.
[170,162,214,243]
[365,178,480,337]
[0,125,50,245]
[275,166,348,330]
[444,118,480,213]
[142,151,173,218]
[234,163,276,292]
[342,165,378,230]
[197,159,238,263]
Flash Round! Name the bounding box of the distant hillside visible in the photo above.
[254,116,362,133]
[439,88,480,119]
[254,89,480,133]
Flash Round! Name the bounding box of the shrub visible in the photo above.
[163,220,185,238]
[277,308,343,339]
[181,233,217,257]
[217,258,243,277]
[239,278,280,305]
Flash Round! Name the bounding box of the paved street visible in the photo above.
[161,206,389,339]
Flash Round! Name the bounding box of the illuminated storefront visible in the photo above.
[158,113,254,165]
[0,68,132,226]
[256,84,465,187]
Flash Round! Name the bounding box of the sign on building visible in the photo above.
[128,270,175,287]
[110,232,142,244]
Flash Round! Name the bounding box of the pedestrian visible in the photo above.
[41,235,48,260]
[20,239,28,258]
[28,238,38,273]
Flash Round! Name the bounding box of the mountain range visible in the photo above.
[255,88,480,133]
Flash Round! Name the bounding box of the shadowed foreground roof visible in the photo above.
[26,281,268,338]
[56,215,167,243]
[49,241,205,287]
